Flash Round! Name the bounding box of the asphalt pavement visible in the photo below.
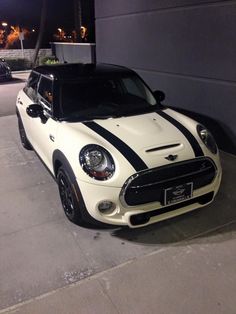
[0,76,236,313]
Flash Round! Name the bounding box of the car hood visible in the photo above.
[67,109,203,174]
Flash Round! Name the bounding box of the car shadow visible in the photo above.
[111,152,236,246]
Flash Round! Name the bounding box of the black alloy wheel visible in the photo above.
[58,170,76,221]
[57,166,113,228]
[57,167,86,225]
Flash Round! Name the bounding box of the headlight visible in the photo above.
[79,145,115,180]
[197,124,217,154]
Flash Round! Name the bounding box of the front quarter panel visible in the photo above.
[55,121,137,187]
[16,89,32,136]
[165,108,221,166]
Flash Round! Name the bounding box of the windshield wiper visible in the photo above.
[59,114,119,122]
[86,114,120,120]
[118,105,159,117]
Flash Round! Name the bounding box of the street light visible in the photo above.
[1,22,8,27]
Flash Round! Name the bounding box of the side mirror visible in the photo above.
[26,104,43,118]
[153,90,165,103]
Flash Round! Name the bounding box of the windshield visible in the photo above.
[59,74,158,121]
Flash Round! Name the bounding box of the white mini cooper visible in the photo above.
[16,63,222,228]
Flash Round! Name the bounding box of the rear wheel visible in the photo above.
[17,115,32,150]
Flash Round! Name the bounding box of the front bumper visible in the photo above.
[77,158,222,228]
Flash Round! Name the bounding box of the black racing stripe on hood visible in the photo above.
[157,110,204,157]
[83,121,148,172]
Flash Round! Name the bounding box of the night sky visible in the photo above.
[1,0,75,46]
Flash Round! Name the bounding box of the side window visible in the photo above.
[122,77,144,98]
[37,76,53,114]
[122,76,156,105]
[24,72,40,101]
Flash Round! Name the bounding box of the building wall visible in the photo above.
[0,49,51,62]
[95,0,236,154]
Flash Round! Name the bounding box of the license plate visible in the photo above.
[164,182,193,206]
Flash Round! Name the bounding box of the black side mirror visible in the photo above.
[26,104,43,118]
[153,90,165,103]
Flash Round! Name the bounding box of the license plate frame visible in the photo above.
[164,182,193,206]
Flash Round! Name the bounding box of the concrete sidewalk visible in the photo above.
[1,221,236,314]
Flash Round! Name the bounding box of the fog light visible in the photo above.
[98,201,116,215]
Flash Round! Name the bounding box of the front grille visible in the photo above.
[121,157,216,206]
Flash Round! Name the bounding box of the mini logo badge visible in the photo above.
[165,154,178,161]
[173,188,185,196]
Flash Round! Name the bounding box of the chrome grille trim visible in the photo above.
[120,157,217,208]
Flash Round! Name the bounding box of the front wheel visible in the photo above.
[57,167,89,226]
[57,165,113,228]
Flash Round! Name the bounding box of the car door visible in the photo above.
[17,71,40,137]
[28,75,59,173]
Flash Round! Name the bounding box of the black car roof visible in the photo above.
[34,63,134,81]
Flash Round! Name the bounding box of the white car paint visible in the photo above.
[16,64,222,228]
[56,110,221,227]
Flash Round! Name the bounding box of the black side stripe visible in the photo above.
[158,110,204,157]
[83,121,148,172]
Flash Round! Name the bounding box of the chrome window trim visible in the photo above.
[23,71,40,100]
[37,74,54,117]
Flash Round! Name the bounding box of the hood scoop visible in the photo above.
[146,143,181,153]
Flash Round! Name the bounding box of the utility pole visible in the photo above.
[32,0,47,67]
[19,31,25,58]
[74,0,82,42]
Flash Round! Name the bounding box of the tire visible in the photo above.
[17,116,32,150]
[57,166,93,226]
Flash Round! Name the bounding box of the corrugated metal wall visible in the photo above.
[95,0,236,154]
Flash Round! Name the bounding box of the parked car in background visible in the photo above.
[16,63,222,228]
[0,58,12,81]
